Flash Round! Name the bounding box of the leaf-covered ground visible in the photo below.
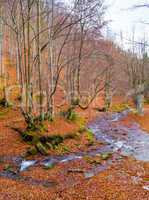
[0,105,149,199]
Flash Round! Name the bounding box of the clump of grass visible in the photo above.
[26,118,48,132]
[54,144,70,155]
[111,103,130,113]
[86,128,94,145]
[68,111,78,121]
[60,108,78,122]
[75,115,86,128]
[60,107,86,129]
[36,142,48,155]
[47,135,64,147]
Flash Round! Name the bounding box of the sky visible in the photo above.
[105,0,149,49]
[64,0,149,50]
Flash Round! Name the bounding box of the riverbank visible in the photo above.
[0,105,149,199]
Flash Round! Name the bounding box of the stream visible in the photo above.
[89,110,149,162]
[1,110,149,187]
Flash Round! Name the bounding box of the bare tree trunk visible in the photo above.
[27,0,32,114]
[135,94,144,115]
[37,0,43,120]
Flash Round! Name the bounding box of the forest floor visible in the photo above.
[0,53,149,200]
[0,102,149,200]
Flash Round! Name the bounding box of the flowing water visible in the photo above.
[89,110,149,162]
[1,110,149,187]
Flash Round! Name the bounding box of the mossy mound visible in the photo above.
[111,103,130,113]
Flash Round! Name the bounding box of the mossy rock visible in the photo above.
[21,130,41,144]
[21,131,35,142]
[32,135,41,145]
[27,122,48,133]
[63,132,79,140]
[46,142,53,149]
[27,146,38,156]
[36,142,48,155]
[46,135,64,146]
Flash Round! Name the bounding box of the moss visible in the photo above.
[83,155,101,165]
[78,126,86,133]
[21,130,39,143]
[32,135,41,145]
[47,135,64,146]
[45,142,53,149]
[63,132,80,140]
[54,144,70,155]
[27,121,48,133]
[60,107,78,122]
[74,113,86,127]
[111,103,130,113]
[36,142,48,155]
[21,123,48,144]
[60,108,86,132]
[86,128,94,145]
[72,99,80,106]
[27,146,38,156]
[68,110,78,121]
[21,131,34,142]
